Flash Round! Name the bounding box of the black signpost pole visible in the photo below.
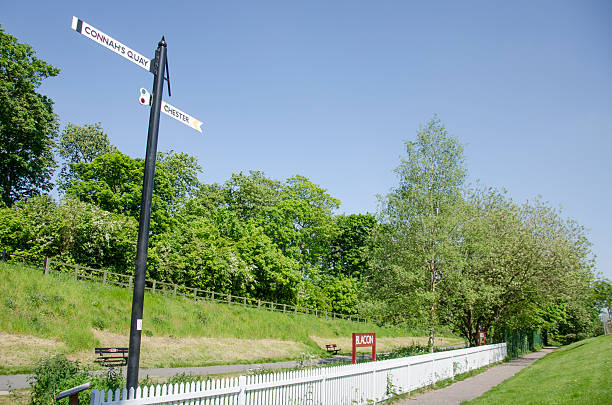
[126,37,167,391]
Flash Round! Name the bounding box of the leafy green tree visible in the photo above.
[322,276,360,314]
[58,122,116,165]
[149,208,301,302]
[328,214,377,278]
[64,150,201,233]
[369,116,466,350]
[149,212,249,295]
[440,187,596,345]
[194,171,341,276]
[64,152,142,217]
[274,175,340,270]
[0,195,137,272]
[593,278,612,316]
[171,171,349,308]
[222,171,283,222]
[57,122,117,191]
[235,225,301,302]
[0,26,59,206]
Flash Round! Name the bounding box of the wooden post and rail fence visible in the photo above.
[1,249,371,324]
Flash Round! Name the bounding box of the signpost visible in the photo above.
[139,88,203,133]
[71,16,202,392]
[352,332,376,364]
[71,17,151,72]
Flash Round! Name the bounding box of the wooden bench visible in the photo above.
[325,344,340,355]
[94,347,128,367]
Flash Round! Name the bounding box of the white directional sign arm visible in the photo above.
[138,88,203,133]
[161,101,203,133]
[71,17,152,72]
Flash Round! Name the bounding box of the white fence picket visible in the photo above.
[89,343,507,405]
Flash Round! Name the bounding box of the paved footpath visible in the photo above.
[397,347,555,405]
[0,346,468,391]
[0,356,350,391]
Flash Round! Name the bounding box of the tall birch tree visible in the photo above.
[369,116,466,351]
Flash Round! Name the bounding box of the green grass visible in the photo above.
[0,262,462,373]
[0,262,402,344]
[466,334,612,405]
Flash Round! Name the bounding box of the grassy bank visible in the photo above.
[466,334,612,404]
[0,262,463,373]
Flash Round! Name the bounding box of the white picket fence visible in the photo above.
[90,343,507,405]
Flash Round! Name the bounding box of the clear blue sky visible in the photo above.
[3,1,611,280]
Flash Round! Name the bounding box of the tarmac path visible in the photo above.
[397,347,555,404]
[0,355,349,391]
[0,346,468,391]
[1,346,550,404]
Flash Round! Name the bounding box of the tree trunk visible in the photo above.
[428,305,435,352]
[428,270,436,353]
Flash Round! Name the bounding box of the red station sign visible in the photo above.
[352,332,376,364]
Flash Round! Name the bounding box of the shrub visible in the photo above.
[576,332,589,341]
[29,355,89,405]
[91,317,107,330]
[562,333,577,345]
[167,372,204,385]
[91,367,124,394]
[377,344,429,360]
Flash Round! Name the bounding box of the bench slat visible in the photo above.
[94,347,128,367]
[325,344,340,354]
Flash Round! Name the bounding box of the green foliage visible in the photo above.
[328,214,376,278]
[440,186,597,346]
[58,122,116,165]
[28,355,89,405]
[0,26,59,207]
[57,122,117,191]
[369,115,466,350]
[322,276,359,314]
[166,372,203,385]
[368,117,597,346]
[64,152,141,217]
[151,170,370,312]
[28,354,128,405]
[593,278,612,315]
[1,167,373,315]
[377,344,429,360]
[149,212,301,302]
[64,150,201,233]
[0,196,137,272]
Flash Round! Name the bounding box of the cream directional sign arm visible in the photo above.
[71,16,152,72]
[139,88,203,133]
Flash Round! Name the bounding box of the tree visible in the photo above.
[57,122,117,191]
[64,150,201,233]
[221,171,283,222]
[149,206,301,303]
[440,187,596,345]
[0,195,137,271]
[328,214,377,278]
[198,171,341,276]
[174,171,356,310]
[0,26,59,206]
[593,278,612,317]
[368,116,466,351]
[275,175,340,271]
